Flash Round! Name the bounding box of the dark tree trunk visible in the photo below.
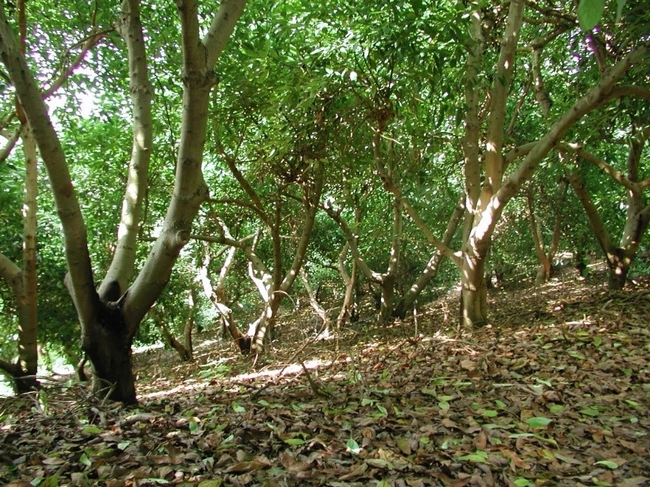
[82,304,136,404]
[0,359,39,394]
[14,373,39,394]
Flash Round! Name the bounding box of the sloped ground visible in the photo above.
[1,271,649,487]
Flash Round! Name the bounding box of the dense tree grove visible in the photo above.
[0,0,648,401]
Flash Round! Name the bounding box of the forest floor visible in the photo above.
[1,268,650,487]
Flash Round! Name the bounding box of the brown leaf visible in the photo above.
[225,457,271,473]
[500,449,531,470]
[278,452,312,473]
[617,477,650,486]
[460,359,476,371]
[619,439,645,454]
[472,430,487,450]
[338,462,368,481]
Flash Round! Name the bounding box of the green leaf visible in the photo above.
[526,417,552,428]
[615,0,626,22]
[580,407,600,417]
[495,400,507,409]
[567,350,586,360]
[481,409,498,418]
[117,441,131,450]
[232,402,246,413]
[578,0,605,31]
[284,438,306,446]
[40,476,59,487]
[81,426,102,434]
[346,438,361,454]
[548,404,565,414]
[189,421,200,433]
[198,480,224,487]
[79,453,91,467]
[514,479,533,487]
[458,450,488,463]
[595,460,619,469]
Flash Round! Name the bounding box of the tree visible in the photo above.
[0,0,247,403]
[448,0,649,326]
[0,0,104,392]
[561,122,650,289]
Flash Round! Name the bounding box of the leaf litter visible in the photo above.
[1,272,649,486]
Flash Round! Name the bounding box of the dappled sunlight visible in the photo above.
[139,348,352,401]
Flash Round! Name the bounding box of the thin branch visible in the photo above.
[0,126,21,164]
[557,142,644,193]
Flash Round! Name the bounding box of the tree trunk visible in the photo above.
[460,249,488,328]
[606,248,631,290]
[150,306,192,362]
[336,243,358,327]
[82,303,136,403]
[394,198,464,318]
[0,125,40,394]
[378,275,395,323]
[526,185,553,284]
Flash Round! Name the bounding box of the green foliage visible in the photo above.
[578,0,606,31]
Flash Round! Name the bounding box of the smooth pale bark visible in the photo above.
[323,205,392,312]
[0,127,39,393]
[197,239,250,353]
[456,0,649,326]
[0,5,99,328]
[299,267,330,335]
[149,306,192,361]
[0,0,101,391]
[336,242,359,327]
[459,0,524,328]
[458,39,649,326]
[343,122,406,322]
[98,0,153,299]
[17,127,38,391]
[213,156,324,352]
[461,6,484,243]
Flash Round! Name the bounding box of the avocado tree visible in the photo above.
[0,0,247,403]
[561,120,650,289]
[448,0,649,326]
[0,0,104,392]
